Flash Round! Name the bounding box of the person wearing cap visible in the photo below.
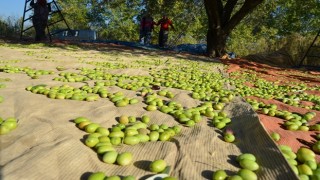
[30,0,49,42]
[156,14,174,48]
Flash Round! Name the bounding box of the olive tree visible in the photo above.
[204,0,263,57]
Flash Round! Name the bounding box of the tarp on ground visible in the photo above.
[0,43,298,180]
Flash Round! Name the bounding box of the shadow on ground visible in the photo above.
[0,38,220,65]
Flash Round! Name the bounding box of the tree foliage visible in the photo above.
[51,0,207,44]
[1,0,319,59]
[227,0,319,57]
[99,0,143,41]
[0,16,21,38]
[266,0,320,35]
[53,0,90,29]
[49,0,320,58]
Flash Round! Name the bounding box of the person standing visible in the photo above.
[30,0,49,42]
[139,13,156,45]
[156,14,174,48]
[139,15,146,44]
[143,14,156,45]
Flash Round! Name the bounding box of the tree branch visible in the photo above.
[224,0,263,33]
[222,0,238,25]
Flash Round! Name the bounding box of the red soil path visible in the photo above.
[221,58,320,161]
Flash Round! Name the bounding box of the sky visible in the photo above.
[0,0,28,19]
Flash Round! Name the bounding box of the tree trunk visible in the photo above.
[207,28,228,57]
[204,0,264,57]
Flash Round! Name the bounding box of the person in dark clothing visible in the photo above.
[139,16,146,44]
[139,13,156,45]
[156,14,174,48]
[143,14,156,45]
[30,0,49,42]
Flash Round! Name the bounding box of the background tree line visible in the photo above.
[0,16,21,38]
[0,0,319,65]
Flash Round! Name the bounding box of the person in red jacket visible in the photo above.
[156,14,174,48]
[30,0,49,42]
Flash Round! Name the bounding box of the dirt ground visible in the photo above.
[221,58,320,160]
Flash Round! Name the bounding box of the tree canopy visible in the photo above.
[1,0,318,58]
